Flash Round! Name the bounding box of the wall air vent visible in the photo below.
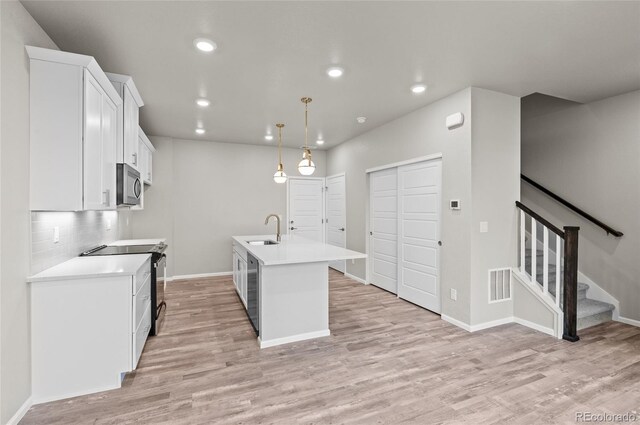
[489,268,512,302]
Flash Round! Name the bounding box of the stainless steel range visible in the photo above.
[80,242,167,336]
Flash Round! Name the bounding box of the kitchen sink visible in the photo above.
[247,240,279,246]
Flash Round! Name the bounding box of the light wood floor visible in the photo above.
[22,270,640,424]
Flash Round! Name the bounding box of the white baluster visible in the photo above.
[543,227,549,294]
[556,234,562,307]
[520,210,525,274]
[531,218,537,283]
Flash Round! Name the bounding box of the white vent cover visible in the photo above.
[489,268,511,302]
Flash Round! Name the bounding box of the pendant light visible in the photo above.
[273,123,287,184]
[298,97,316,176]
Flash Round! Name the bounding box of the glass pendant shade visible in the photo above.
[273,163,287,183]
[298,151,316,176]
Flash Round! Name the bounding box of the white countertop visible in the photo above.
[109,238,166,246]
[232,234,366,266]
[27,254,151,283]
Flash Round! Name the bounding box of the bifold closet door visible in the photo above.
[397,159,442,313]
[369,168,398,293]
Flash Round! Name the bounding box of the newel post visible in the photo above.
[562,226,580,342]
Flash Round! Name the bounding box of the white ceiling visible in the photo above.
[21,1,640,149]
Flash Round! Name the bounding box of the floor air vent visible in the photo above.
[489,268,511,302]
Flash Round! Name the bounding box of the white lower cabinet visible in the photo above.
[30,258,151,403]
[232,244,248,308]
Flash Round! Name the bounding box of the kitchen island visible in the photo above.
[232,234,366,348]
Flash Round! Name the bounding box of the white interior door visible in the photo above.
[288,178,324,242]
[326,174,346,273]
[369,168,398,293]
[397,159,442,313]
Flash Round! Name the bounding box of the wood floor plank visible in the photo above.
[21,269,640,424]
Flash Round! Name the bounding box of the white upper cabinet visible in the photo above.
[137,126,156,185]
[27,46,122,211]
[105,73,144,171]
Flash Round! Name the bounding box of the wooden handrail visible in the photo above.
[515,201,565,238]
[521,174,623,237]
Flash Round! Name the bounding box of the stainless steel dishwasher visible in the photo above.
[247,253,259,335]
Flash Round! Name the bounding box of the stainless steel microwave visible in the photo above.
[116,163,142,206]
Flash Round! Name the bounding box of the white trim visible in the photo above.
[469,317,513,332]
[511,269,563,338]
[513,317,556,337]
[344,272,366,285]
[365,153,443,174]
[6,397,32,425]
[169,271,232,281]
[441,314,471,332]
[442,314,556,337]
[258,329,330,348]
[617,316,640,328]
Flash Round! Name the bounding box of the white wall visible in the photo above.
[326,87,521,326]
[0,2,57,422]
[521,90,640,321]
[469,88,521,325]
[129,137,326,278]
[327,88,474,324]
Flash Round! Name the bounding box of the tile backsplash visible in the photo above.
[31,210,120,274]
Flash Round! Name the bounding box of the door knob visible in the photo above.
[339,228,345,231]
[290,227,297,230]
[438,241,443,246]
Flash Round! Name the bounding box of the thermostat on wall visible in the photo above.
[450,200,461,210]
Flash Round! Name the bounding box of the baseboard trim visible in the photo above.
[169,271,232,281]
[6,396,32,425]
[469,317,514,332]
[258,330,330,349]
[344,272,366,285]
[513,317,556,337]
[442,314,555,337]
[617,316,640,328]
[441,314,471,332]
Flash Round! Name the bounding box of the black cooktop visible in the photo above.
[80,243,166,256]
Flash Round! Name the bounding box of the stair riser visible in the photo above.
[578,310,613,330]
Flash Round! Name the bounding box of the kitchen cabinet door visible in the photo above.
[123,85,140,170]
[83,70,117,210]
[137,133,148,183]
[238,257,248,307]
[145,146,153,184]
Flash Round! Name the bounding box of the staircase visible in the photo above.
[525,247,614,330]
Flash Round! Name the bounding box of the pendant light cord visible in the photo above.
[276,123,284,167]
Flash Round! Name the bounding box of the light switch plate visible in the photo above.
[53,226,60,243]
[450,288,457,301]
[106,219,111,231]
[480,221,489,233]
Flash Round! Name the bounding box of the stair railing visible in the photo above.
[516,201,580,342]
[521,174,623,237]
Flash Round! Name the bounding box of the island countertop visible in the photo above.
[232,234,366,266]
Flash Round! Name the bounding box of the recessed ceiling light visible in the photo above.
[410,83,427,94]
[326,67,344,78]
[195,128,205,135]
[265,135,274,141]
[194,38,217,53]
[356,116,367,124]
[196,98,210,107]
[316,139,325,145]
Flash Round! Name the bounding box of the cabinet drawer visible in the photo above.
[134,258,151,294]
[132,301,151,369]
[133,275,151,327]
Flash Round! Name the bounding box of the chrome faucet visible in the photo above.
[264,214,281,242]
